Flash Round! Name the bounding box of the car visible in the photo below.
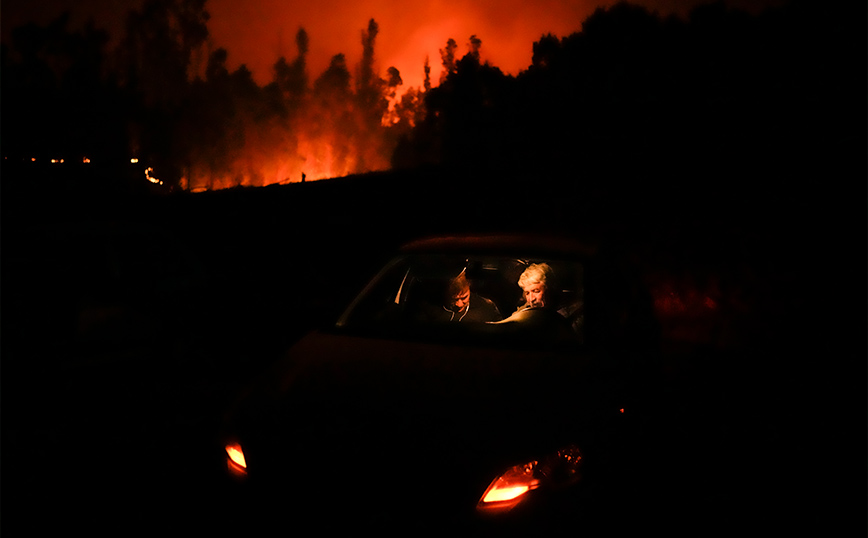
[218,234,661,534]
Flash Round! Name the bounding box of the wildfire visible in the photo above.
[182,132,390,192]
[145,167,163,185]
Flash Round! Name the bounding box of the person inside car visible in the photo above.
[494,263,581,338]
[417,269,502,323]
[516,262,554,311]
[492,262,556,325]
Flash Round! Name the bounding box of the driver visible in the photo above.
[419,269,502,323]
[442,270,502,322]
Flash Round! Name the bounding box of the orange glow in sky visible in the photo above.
[206,0,600,90]
[204,0,783,90]
[1,0,786,187]
[2,0,785,93]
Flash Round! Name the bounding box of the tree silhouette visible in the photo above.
[354,19,394,170]
[115,0,211,187]
[439,38,458,84]
[400,36,512,170]
[7,0,852,197]
[423,55,432,93]
[1,13,127,169]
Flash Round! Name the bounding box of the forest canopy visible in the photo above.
[1,0,858,193]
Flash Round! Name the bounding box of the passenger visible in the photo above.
[495,262,582,338]
[419,269,502,323]
[515,263,555,311]
[492,263,556,325]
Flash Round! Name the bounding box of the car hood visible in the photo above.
[226,330,623,523]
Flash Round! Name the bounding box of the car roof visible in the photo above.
[399,234,599,259]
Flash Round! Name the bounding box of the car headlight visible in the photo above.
[477,445,582,513]
[225,442,248,476]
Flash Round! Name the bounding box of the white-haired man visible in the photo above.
[492,262,581,340]
[517,262,584,337]
[516,263,555,310]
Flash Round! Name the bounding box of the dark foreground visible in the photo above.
[2,164,863,535]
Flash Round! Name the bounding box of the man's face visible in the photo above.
[451,288,470,312]
[523,282,546,308]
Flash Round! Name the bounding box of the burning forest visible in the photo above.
[2,5,432,192]
[176,20,420,191]
[1,0,858,197]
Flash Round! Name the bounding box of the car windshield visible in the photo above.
[336,254,584,347]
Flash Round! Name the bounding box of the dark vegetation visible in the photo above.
[2,0,861,191]
[1,0,864,535]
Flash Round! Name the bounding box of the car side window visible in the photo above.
[338,254,585,347]
[336,257,412,329]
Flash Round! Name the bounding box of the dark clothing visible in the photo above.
[419,292,502,323]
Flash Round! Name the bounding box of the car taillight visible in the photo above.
[477,445,582,513]
[225,442,248,476]
[479,461,541,507]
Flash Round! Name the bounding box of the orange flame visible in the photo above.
[183,131,391,191]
